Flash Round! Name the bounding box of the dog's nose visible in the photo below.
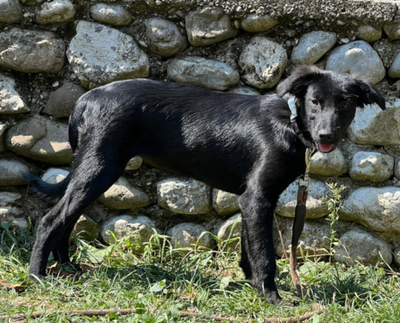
[319,131,334,141]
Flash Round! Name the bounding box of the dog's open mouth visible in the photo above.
[318,143,335,153]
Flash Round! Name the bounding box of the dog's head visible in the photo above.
[277,65,385,153]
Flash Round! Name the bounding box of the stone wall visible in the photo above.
[1,0,400,266]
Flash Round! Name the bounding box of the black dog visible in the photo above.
[25,65,385,302]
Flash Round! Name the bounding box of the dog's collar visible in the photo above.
[287,96,315,149]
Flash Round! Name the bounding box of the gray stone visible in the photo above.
[309,148,347,176]
[291,31,337,65]
[102,215,157,251]
[349,151,394,182]
[67,21,149,89]
[212,189,240,215]
[334,230,392,266]
[90,3,132,26]
[228,86,259,95]
[239,36,288,89]
[43,82,86,118]
[73,215,100,241]
[168,222,213,252]
[0,192,26,230]
[396,159,400,180]
[273,215,331,259]
[0,160,29,186]
[240,14,278,33]
[388,53,400,78]
[356,25,382,43]
[6,116,72,165]
[347,100,400,146]
[167,56,239,91]
[0,0,22,23]
[276,180,330,218]
[36,0,75,24]
[125,156,143,171]
[0,192,21,206]
[216,213,241,250]
[185,7,237,47]
[340,187,400,234]
[0,123,7,152]
[157,178,211,214]
[393,245,400,267]
[145,17,188,57]
[42,168,69,184]
[0,74,28,114]
[98,177,151,209]
[0,28,65,73]
[383,22,400,40]
[325,41,385,84]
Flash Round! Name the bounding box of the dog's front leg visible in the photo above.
[239,179,281,302]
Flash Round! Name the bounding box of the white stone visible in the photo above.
[291,31,337,65]
[212,189,240,215]
[157,178,211,214]
[167,56,239,91]
[241,14,278,33]
[90,4,132,26]
[42,168,69,184]
[334,230,392,266]
[325,40,385,84]
[340,187,400,234]
[347,100,400,146]
[0,74,28,114]
[349,151,394,182]
[168,222,213,252]
[67,21,149,89]
[275,180,330,218]
[239,36,288,89]
[98,177,151,209]
[36,0,75,24]
[309,148,347,176]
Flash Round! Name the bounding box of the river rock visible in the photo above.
[0,28,65,73]
[0,192,27,230]
[36,0,75,24]
[291,31,337,65]
[42,168,69,184]
[356,24,382,43]
[72,214,100,241]
[167,56,239,90]
[67,21,149,89]
[0,123,7,152]
[349,151,394,182]
[6,116,72,165]
[388,53,400,78]
[239,36,288,89]
[216,213,241,250]
[125,156,143,171]
[168,222,213,252]
[43,82,86,118]
[0,160,29,186]
[347,100,400,146]
[325,40,385,84]
[145,17,188,57]
[240,14,278,33]
[0,74,28,114]
[157,178,211,214]
[90,3,132,26]
[340,187,400,234]
[383,22,400,40]
[393,245,400,267]
[334,229,392,266]
[98,177,151,209]
[0,0,22,23]
[275,180,330,218]
[185,7,237,46]
[309,148,347,176]
[102,215,157,250]
[212,189,240,215]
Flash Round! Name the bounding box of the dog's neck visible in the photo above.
[287,96,314,149]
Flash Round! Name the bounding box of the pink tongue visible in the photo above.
[319,143,333,153]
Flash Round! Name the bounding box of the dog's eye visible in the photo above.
[340,102,351,110]
[311,99,319,106]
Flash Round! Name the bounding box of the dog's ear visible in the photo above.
[352,79,386,110]
[277,65,322,98]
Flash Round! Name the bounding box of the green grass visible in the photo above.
[0,223,399,323]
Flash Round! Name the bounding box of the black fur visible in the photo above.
[25,66,385,302]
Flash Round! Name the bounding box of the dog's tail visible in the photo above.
[23,171,71,201]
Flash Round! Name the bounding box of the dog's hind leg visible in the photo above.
[29,147,128,279]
